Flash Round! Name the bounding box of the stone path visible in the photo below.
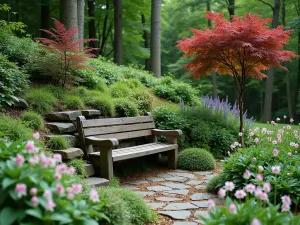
[121,170,223,225]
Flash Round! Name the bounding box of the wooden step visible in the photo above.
[83,177,109,187]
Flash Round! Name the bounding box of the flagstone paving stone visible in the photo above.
[147,186,173,191]
[147,202,166,210]
[158,210,191,220]
[186,180,202,185]
[163,182,190,189]
[163,203,199,210]
[147,177,166,182]
[156,197,183,202]
[168,172,196,179]
[165,176,189,183]
[126,180,148,185]
[190,193,216,201]
[164,189,190,195]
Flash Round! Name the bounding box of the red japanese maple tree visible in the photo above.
[177,11,297,146]
[37,19,96,87]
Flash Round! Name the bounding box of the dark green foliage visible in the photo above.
[47,136,69,150]
[0,54,28,107]
[86,94,114,117]
[64,95,84,109]
[206,174,223,193]
[96,79,109,94]
[129,91,153,114]
[25,88,57,115]
[110,82,132,98]
[21,111,44,130]
[71,86,89,98]
[109,176,121,188]
[114,99,139,117]
[67,159,87,178]
[42,85,65,100]
[123,78,143,89]
[0,115,33,141]
[101,188,155,225]
[178,148,216,171]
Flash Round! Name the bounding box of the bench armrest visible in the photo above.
[152,129,182,137]
[85,137,119,147]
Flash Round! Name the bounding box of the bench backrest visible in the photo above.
[76,114,155,148]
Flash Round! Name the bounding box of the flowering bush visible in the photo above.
[215,117,300,206]
[0,135,109,224]
[201,177,300,225]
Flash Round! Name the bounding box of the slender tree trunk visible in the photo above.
[293,33,300,118]
[262,0,280,122]
[99,0,110,56]
[150,0,161,77]
[60,0,78,40]
[114,0,122,65]
[142,13,149,70]
[41,0,50,37]
[88,0,97,52]
[77,0,85,47]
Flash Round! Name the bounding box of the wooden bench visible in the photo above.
[76,113,182,180]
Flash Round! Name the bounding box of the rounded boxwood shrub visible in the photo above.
[129,91,153,114]
[21,111,44,130]
[47,136,69,150]
[178,148,216,171]
[25,88,57,115]
[86,95,114,117]
[110,82,132,98]
[64,95,84,110]
[206,174,223,193]
[114,99,139,117]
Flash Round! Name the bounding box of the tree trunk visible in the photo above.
[226,0,235,21]
[77,0,85,47]
[41,0,50,37]
[142,13,149,70]
[88,0,98,51]
[150,0,161,77]
[262,0,280,122]
[293,32,300,118]
[60,0,78,40]
[99,0,110,56]
[114,0,122,65]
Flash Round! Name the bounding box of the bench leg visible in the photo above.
[100,147,113,181]
[168,148,178,169]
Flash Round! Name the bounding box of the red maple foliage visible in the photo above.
[177,11,297,146]
[36,18,96,87]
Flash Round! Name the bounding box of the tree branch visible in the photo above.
[258,0,274,11]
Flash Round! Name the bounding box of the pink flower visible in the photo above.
[272,166,281,174]
[45,199,56,211]
[253,157,257,161]
[254,138,259,143]
[281,195,291,205]
[238,132,243,137]
[229,203,237,214]
[31,196,39,207]
[273,149,278,156]
[33,132,40,140]
[256,174,263,181]
[56,164,68,174]
[284,115,287,119]
[255,187,262,197]
[244,184,256,194]
[68,166,76,175]
[55,173,62,180]
[67,187,73,193]
[67,192,75,200]
[218,188,226,198]
[281,203,290,212]
[15,154,25,167]
[263,182,271,193]
[43,190,52,200]
[53,154,62,162]
[277,134,281,139]
[28,155,39,165]
[267,137,272,142]
[25,140,35,152]
[290,118,294,123]
[234,189,246,199]
[272,140,277,145]
[30,187,38,196]
[48,158,56,167]
[40,153,48,167]
[243,170,251,180]
[257,191,269,202]
[56,184,65,195]
[89,189,99,202]
[276,117,280,121]
[225,181,235,191]
[288,152,292,157]
[278,129,284,134]
[250,132,254,137]
[15,183,27,197]
[207,199,215,211]
[72,184,82,194]
[258,166,264,172]
[251,218,261,225]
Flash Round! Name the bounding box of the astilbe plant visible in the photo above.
[36,19,96,87]
[0,133,109,224]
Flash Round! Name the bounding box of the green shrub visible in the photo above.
[102,188,155,225]
[123,78,143,89]
[178,148,216,171]
[206,174,223,193]
[110,82,132,98]
[96,79,109,94]
[0,115,33,141]
[67,159,87,178]
[0,54,28,107]
[114,98,139,117]
[129,91,153,114]
[98,188,131,225]
[71,86,89,98]
[47,136,69,150]
[64,95,84,109]
[25,88,57,115]
[86,95,114,117]
[109,176,120,188]
[20,111,44,130]
[42,85,65,100]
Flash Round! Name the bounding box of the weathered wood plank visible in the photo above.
[81,116,154,128]
[84,122,155,136]
[93,129,153,140]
